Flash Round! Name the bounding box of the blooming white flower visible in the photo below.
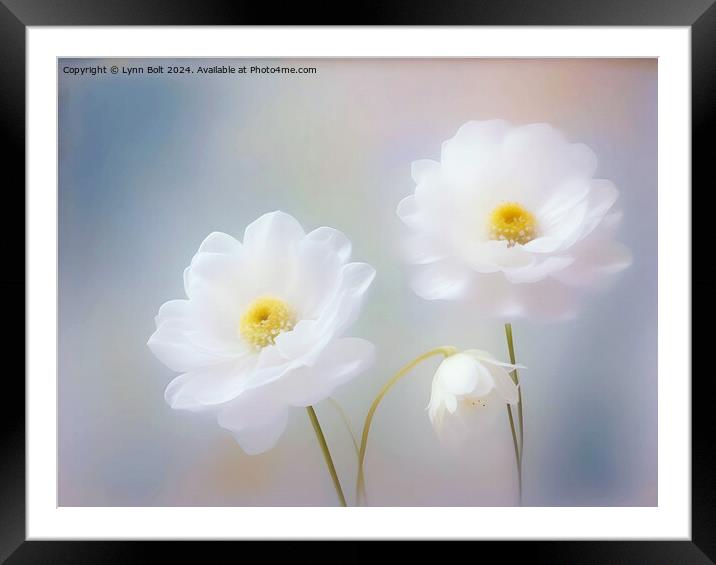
[148,211,376,454]
[397,120,632,319]
[428,350,522,442]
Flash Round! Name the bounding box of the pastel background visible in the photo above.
[58,58,657,506]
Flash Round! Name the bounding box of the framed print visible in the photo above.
[5,0,709,561]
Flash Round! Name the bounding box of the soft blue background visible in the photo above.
[58,58,657,506]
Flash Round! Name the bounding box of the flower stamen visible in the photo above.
[488,202,537,246]
[239,296,296,349]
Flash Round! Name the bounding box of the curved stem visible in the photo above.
[306,406,347,507]
[356,346,457,505]
[327,396,364,506]
[504,322,523,505]
[506,404,522,503]
[327,397,360,458]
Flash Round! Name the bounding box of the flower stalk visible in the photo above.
[505,403,522,503]
[504,322,523,505]
[356,346,458,505]
[306,406,347,507]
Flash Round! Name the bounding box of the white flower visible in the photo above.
[428,351,522,442]
[148,211,376,454]
[397,120,632,319]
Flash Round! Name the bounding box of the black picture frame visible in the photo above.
[3,0,708,561]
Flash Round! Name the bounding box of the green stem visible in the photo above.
[504,322,523,505]
[327,396,364,506]
[327,397,360,459]
[505,404,522,503]
[356,346,457,506]
[306,406,347,507]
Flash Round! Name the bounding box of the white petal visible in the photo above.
[410,259,471,300]
[500,124,597,196]
[575,180,620,240]
[216,380,293,454]
[463,240,534,273]
[219,408,289,455]
[318,262,376,331]
[411,159,440,184]
[464,349,526,371]
[554,240,632,287]
[304,226,352,263]
[163,357,254,410]
[242,210,305,252]
[441,120,512,184]
[183,266,191,297]
[182,256,252,355]
[154,299,192,329]
[402,233,446,265]
[444,394,458,414]
[506,278,580,320]
[427,381,449,425]
[275,262,376,364]
[431,389,506,447]
[283,337,375,407]
[396,194,421,228]
[460,273,579,320]
[469,361,498,398]
[486,366,519,405]
[148,324,223,373]
[184,250,247,305]
[433,353,481,396]
[287,236,344,317]
[586,180,619,221]
[197,231,243,255]
[271,321,317,365]
[243,345,297,391]
[163,372,204,411]
[536,180,591,230]
[503,256,574,284]
[526,200,589,253]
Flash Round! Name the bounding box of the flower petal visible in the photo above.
[411,159,440,184]
[274,262,376,364]
[441,120,512,184]
[216,379,293,453]
[465,349,526,371]
[486,365,519,405]
[500,124,597,196]
[197,231,243,255]
[304,226,352,263]
[154,299,192,329]
[284,337,375,407]
[287,236,345,317]
[163,357,255,410]
[396,194,421,228]
[503,256,574,284]
[526,200,589,253]
[219,408,290,455]
[576,179,620,240]
[148,321,224,373]
[242,210,306,254]
[433,353,481,396]
[409,260,471,300]
[402,232,446,265]
[554,240,632,287]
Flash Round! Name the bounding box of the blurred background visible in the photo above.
[58,58,657,507]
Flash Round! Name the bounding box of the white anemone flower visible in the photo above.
[148,211,376,454]
[428,350,522,443]
[397,120,632,319]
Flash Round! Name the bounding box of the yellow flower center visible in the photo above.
[239,296,296,350]
[488,202,538,246]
